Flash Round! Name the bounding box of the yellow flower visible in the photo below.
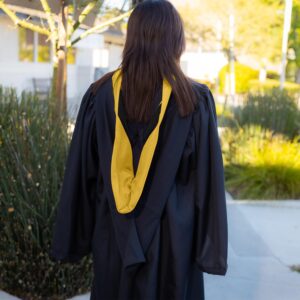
[7,207,14,213]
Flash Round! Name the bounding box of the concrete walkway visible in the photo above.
[204,193,300,300]
[1,194,300,300]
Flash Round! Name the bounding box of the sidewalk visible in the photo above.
[204,193,300,300]
[1,194,300,300]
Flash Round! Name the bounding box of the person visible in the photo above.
[49,1,228,299]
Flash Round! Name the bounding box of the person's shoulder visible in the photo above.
[189,78,214,112]
[90,70,115,97]
[190,78,211,95]
[77,71,114,111]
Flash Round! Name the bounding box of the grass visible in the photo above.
[290,265,300,273]
[222,125,300,199]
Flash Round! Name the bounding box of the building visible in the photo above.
[0,1,125,117]
[0,0,231,117]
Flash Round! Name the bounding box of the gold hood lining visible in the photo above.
[110,68,172,214]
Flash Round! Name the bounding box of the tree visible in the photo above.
[178,0,284,68]
[289,0,300,83]
[0,0,133,117]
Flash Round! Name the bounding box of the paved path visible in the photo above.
[204,194,300,300]
[1,194,300,300]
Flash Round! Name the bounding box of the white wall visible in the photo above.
[180,49,227,82]
[106,44,123,71]
[0,15,19,62]
[0,16,121,118]
[0,17,55,93]
[0,14,228,114]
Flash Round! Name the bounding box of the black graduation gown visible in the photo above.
[49,74,228,300]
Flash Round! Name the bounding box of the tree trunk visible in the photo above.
[55,46,67,118]
[55,1,68,119]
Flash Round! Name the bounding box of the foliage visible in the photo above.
[266,69,280,80]
[0,86,93,299]
[178,0,283,64]
[222,125,300,199]
[215,102,237,127]
[218,62,259,94]
[289,0,300,82]
[216,102,232,117]
[291,265,300,273]
[248,79,300,94]
[233,88,300,138]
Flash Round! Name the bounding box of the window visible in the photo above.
[37,33,51,62]
[67,48,76,65]
[19,27,76,64]
[19,27,51,63]
[19,27,34,62]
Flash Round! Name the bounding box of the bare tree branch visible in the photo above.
[0,1,50,35]
[121,0,129,11]
[70,8,132,46]
[71,0,99,34]
[39,0,57,40]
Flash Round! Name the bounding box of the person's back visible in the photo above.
[49,1,228,299]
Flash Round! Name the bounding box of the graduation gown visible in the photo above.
[49,71,228,300]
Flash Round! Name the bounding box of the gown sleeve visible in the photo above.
[192,85,228,275]
[49,84,98,263]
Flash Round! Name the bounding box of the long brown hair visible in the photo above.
[93,0,197,122]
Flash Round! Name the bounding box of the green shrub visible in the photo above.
[248,78,300,95]
[291,265,300,273]
[234,88,300,138]
[218,62,259,94]
[215,102,232,118]
[222,125,300,199]
[266,70,280,80]
[0,86,93,299]
[215,102,237,127]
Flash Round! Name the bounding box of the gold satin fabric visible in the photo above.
[111,68,172,214]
